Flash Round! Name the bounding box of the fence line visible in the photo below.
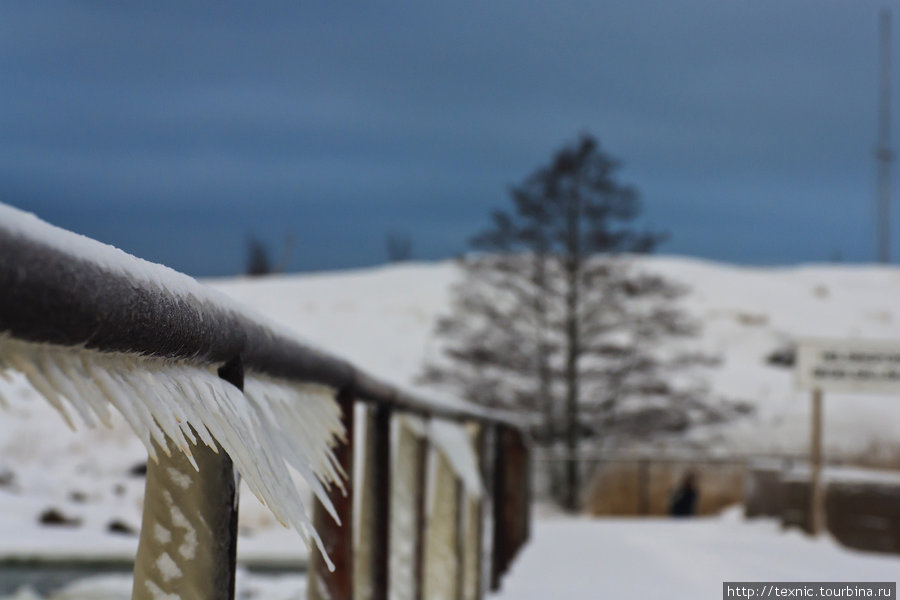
[0,204,533,600]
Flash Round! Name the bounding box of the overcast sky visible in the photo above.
[0,1,894,275]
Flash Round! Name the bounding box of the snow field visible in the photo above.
[4,255,900,589]
[3,510,899,600]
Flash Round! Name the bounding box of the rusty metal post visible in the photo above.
[412,427,430,600]
[371,403,392,600]
[308,387,355,600]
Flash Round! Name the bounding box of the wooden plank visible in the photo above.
[464,495,483,600]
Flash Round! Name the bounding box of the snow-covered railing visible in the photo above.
[0,204,531,600]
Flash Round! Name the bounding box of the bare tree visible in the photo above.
[246,235,272,277]
[386,232,413,262]
[420,134,747,511]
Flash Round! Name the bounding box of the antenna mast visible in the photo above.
[877,8,893,263]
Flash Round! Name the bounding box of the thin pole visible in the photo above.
[877,8,893,263]
[809,388,824,535]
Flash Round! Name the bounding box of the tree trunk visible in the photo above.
[563,295,579,511]
[532,250,553,444]
[563,192,581,513]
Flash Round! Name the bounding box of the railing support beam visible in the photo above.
[131,356,243,600]
[371,403,392,600]
[309,388,356,600]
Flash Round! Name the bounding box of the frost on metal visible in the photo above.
[429,420,483,499]
[0,203,260,316]
[0,336,344,561]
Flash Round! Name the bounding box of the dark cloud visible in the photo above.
[0,1,890,274]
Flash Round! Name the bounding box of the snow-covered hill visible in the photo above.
[4,256,900,557]
[209,256,900,457]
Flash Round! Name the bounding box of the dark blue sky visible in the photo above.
[0,1,893,275]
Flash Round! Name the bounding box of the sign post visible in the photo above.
[796,339,900,536]
[809,387,823,536]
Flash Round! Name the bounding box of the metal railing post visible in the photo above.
[131,356,243,600]
[489,425,531,592]
[309,387,356,600]
[371,403,392,600]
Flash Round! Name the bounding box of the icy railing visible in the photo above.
[0,203,531,600]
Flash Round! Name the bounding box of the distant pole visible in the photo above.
[877,8,893,263]
[809,388,824,536]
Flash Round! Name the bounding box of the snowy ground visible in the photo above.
[0,570,306,600]
[494,509,900,600]
[4,256,900,583]
[3,509,898,599]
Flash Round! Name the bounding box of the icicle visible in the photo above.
[3,349,76,430]
[0,335,344,558]
[38,355,97,428]
[429,420,484,499]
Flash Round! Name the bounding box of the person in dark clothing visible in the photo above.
[669,471,698,517]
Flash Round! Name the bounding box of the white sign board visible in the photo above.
[796,339,900,394]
